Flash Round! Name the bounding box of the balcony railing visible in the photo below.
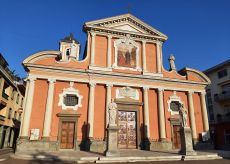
[2,92,9,100]
[214,91,230,102]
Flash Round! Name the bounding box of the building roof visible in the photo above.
[204,59,230,74]
[60,33,80,44]
[0,53,9,68]
[84,13,168,41]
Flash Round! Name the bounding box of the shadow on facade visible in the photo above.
[140,124,150,150]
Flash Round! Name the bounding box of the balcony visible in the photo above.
[214,91,230,103]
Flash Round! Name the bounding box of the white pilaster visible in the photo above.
[42,79,56,138]
[200,92,209,132]
[20,77,36,137]
[156,41,162,73]
[107,35,112,68]
[88,81,96,138]
[106,84,112,127]
[157,88,166,140]
[188,91,197,139]
[143,86,150,138]
[90,32,96,66]
[142,40,147,73]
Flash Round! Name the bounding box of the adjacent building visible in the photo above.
[204,59,230,150]
[0,53,25,149]
[18,14,211,153]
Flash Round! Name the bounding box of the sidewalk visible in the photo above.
[11,149,227,163]
[0,148,14,156]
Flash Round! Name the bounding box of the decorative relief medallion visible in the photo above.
[30,129,40,140]
[116,87,139,100]
[58,82,83,110]
[167,91,183,115]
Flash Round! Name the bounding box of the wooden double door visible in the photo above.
[172,125,181,149]
[118,110,137,149]
[60,121,75,149]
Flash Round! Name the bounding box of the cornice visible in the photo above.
[84,13,167,40]
[25,63,209,87]
[86,26,166,42]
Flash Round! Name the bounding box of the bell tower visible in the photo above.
[59,33,80,61]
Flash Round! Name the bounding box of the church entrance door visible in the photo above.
[60,121,75,149]
[172,125,181,149]
[118,110,137,149]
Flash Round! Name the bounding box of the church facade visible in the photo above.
[17,14,211,153]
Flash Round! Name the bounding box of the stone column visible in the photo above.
[142,40,147,73]
[200,92,209,132]
[107,35,112,68]
[187,91,197,139]
[156,41,162,73]
[19,79,30,136]
[42,79,56,139]
[20,77,36,138]
[90,32,96,66]
[143,87,150,138]
[106,84,112,127]
[88,82,96,138]
[157,88,166,140]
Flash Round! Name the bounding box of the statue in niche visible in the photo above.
[179,104,188,127]
[168,54,176,71]
[108,99,117,126]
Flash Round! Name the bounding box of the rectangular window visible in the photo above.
[218,69,228,79]
[11,90,15,100]
[19,113,22,121]
[206,90,214,121]
[14,111,17,119]
[64,94,79,106]
[16,94,19,104]
[21,98,24,107]
[225,129,230,145]
[8,108,12,119]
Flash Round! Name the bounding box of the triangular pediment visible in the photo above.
[112,23,144,33]
[84,13,167,40]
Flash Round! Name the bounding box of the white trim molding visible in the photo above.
[167,91,184,115]
[58,83,83,110]
[112,35,141,72]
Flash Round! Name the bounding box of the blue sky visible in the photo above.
[0,0,229,77]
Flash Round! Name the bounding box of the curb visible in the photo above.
[11,153,223,163]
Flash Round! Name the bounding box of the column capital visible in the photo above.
[142,40,146,44]
[107,35,112,39]
[89,81,96,87]
[143,86,149,91]
[48,78,56,83]
[156,40,163,46]
[188,90,194,95]
[90,31,96,37]
[27,76,36,82]
[200,91,206,96]
[158,88,164,92]
[106,83,113,87]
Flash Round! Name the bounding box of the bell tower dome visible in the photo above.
[59,33,80,61]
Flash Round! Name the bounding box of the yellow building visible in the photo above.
[0,53,25,149]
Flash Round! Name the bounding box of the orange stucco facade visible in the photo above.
[17,14,211,153]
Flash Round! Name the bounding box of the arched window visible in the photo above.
[66,48,70,57]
